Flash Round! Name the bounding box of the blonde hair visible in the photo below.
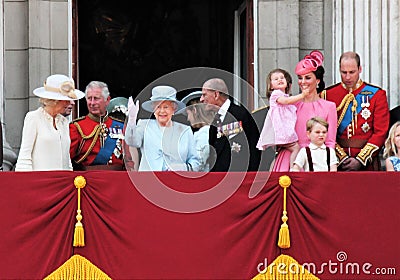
[306,117,329,132]
[383,121,400,158]
[39,98,58,107]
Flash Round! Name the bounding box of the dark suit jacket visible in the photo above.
[251,106,276,171]
[390,105,400,128]
[209,102,261,172]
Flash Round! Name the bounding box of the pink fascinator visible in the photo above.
[295,50,324,75]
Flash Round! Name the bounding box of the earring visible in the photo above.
[317,83,319,89]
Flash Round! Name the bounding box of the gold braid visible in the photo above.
[73,122,101,164]
[74,122,100,139]
[336,93,357,128]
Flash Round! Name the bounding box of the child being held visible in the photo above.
[383,121,400,171]
[291,117,338,171]
[257,68,305,168]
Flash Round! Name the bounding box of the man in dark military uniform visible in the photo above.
[70,81,125,170]
[323,52,390,171]
[200,78,261,172]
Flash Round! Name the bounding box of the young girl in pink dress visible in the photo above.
[257,68,305,169]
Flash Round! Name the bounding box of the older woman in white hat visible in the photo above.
[125,85,200,171]
[15,74,84,171]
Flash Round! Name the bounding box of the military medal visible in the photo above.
[361,96,371,121]
[99,123,108,147]
[109,127,125,139]
[360,95,371,132]
[361,95,370,108]
[361,123,370,133]
[361,108,371,120]
[217,121,244,139]
[231,142,241,153]
[113,139,123,158]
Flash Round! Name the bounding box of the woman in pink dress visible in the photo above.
[272,50,337,171]
[257,69,305,169]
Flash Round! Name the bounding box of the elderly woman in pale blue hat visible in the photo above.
[125,85,200,171]
[15,74,85,171]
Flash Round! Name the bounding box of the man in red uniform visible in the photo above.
[70,81,125,170]
[323,52,390,170]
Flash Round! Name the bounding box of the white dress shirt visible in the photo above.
[293,143,338,171]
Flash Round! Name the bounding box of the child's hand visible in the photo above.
[301,89,309,97]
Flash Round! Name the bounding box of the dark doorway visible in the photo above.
[74,0,249,115]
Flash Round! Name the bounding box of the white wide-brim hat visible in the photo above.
[33,74,85,101]
[141,85,185,113]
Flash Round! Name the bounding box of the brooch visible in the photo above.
[231,142,241,153]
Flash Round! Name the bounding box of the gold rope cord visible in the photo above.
[336,93,357,128]
[74,123,101,164]
[74,122,100,139]
[44,254,111,280]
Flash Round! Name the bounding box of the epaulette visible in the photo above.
[71,116,86,123]
[252,105,269,114]
[324,82,341,91]
[363,82,382,90]
[320,90,327,100]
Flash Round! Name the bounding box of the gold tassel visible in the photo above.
[74,210,85,247]
[278,211,290,249]
[278,175,291,249]
[44,254,111,280]
[252,254,320,280]
[73,176,86,247]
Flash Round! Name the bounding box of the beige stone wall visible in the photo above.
[3,0,69,157]
[257,0,327,106]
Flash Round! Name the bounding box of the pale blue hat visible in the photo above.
[141,85,185,113]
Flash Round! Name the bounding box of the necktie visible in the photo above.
[214,113,222,126]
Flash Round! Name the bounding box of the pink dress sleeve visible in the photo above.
[324,100,338,148]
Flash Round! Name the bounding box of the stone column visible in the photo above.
[331,0,400,108]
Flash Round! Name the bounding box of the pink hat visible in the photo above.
[295,50,324,75]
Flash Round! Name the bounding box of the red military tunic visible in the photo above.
[323,81,390,170]
[70,114,124,170]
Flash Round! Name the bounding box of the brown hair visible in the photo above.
[186,99,215,128]
[339,51,361,68]
[266,68,292,98]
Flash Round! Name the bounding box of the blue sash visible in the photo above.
[92,120,124,165]
[337,85,379,135]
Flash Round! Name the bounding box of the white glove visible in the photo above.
[127,96,139,125]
